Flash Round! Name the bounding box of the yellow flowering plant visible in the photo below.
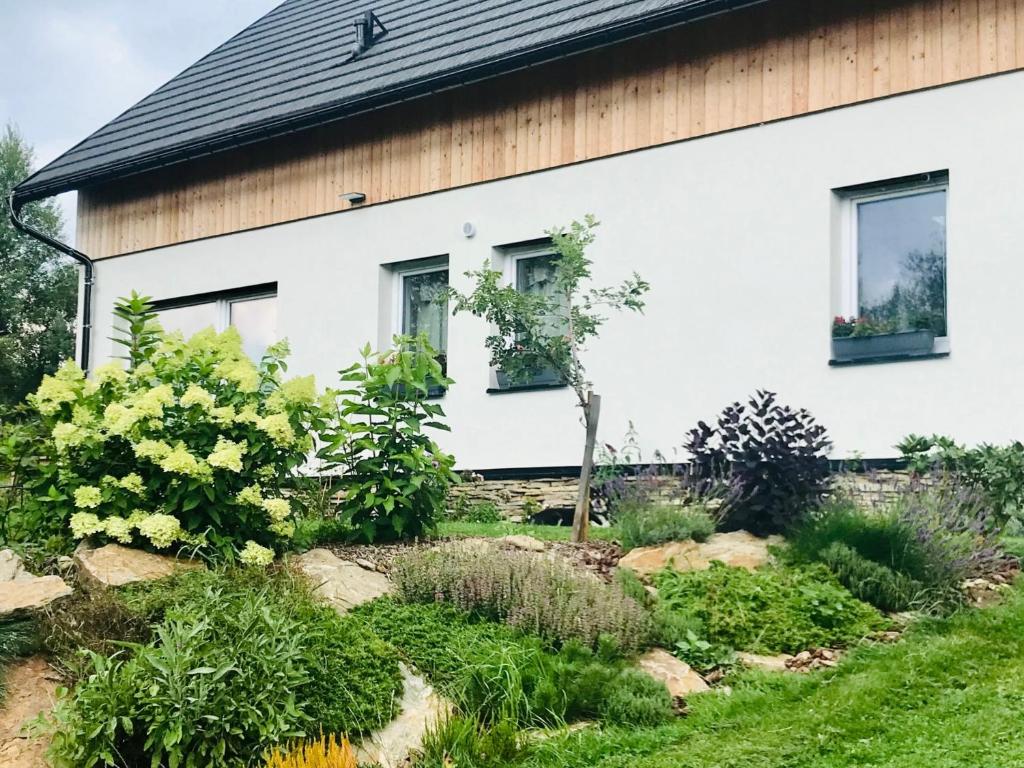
[8,292,329,559]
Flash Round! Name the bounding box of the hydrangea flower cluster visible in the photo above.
[22,305,326,560]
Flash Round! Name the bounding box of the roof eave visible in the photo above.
[12,0,769,205]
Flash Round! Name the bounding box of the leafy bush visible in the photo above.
[392,543,656,653]
[48,585,311,768]
[6,293,326,559]
[447,498,503,524]
[617,503,715,551]
[898,434,1024,524]
[818,542,928,613]
[318,335,458,542]
[684,390,832,535]
[264,734,357,768]
[789,488,1006,612]
[654,562,885,654]
[48,568,403,766]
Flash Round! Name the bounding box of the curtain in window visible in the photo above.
[402,270,448,353]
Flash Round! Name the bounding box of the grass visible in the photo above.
[513,586,1024,768]
[436,521,620,542]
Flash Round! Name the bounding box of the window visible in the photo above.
[389,259,449,396]
[834,175,948,362]
[153,284,278,362]
[398,266,449,365]
[493,246,568,389]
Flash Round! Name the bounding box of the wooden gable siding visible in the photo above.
[78,0,1024,259]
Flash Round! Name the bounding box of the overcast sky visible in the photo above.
[0,0,282,244]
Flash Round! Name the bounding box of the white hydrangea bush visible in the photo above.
[23,300,328,560]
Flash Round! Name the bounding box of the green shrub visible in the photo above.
[48,568,403,766]
[5,293,327,560]
[392,543,656,653]
[447,498,503,524]
[898,433,1024,523]
[317,335,458,542]
[684,390,832,535]
[48,585,311,768]
[617,503,715,551]
[654,562,885,654]
[819,542,928,613]
[788,490,1005,612]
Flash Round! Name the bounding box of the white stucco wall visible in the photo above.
[85,71,1024,469]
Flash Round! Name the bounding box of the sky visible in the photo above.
[0,0,282,245]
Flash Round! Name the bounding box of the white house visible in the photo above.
[11,0,1024,474]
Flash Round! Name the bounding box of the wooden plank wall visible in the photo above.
[78,0,1024,259]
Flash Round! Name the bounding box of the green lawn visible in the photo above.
[434,521,620,542]
[515,588,1024,768]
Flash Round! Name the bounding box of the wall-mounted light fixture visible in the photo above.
[340,192,366,205]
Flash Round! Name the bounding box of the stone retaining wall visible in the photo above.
[449,470,919,520]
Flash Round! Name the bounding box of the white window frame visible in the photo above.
[840,179,949,348]
[153,287,277,333]
[391,260,449,347]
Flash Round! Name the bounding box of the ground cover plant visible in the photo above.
[46,568,402,767]
[392,543,656,653]
[685,390,831,535]
[356,599,672,734]
[317,334,458,543]
[788,485,1006,612]
[654,562,885,654]
[263,734,357,768]
[508,584,1024,768]
[2,293,327,561]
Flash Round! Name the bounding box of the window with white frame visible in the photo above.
[836,175,948,356]
[153,285,278,362]
[392,260,449,373]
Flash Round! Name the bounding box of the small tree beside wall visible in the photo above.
[448,216,650,541]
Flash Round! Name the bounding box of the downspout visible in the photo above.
[7,190,94,373]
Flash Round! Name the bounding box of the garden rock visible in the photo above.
[0,656,60,768]
[637,648,709,698]
[736,652,793,672]
[356,663,450,768]
[295,548,392,614]
[0,550,32,582]
[0,576,72,620]
[75,543,204,589]
[786,648,841,672]
[500,534,547,552]
[618,531,783,578]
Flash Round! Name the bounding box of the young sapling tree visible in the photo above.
[448,216,649,541]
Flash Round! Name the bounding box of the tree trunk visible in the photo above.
[571,391,601,543]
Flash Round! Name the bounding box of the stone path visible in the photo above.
[0,657,60,768]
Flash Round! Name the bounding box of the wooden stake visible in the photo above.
[571,391,601,543]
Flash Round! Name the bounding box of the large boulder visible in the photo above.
[0,656,60,768]
[499,534,547,552]
[636,648,709,698]
[618,531,783,578]
[355,663,450,768]
[75,544,204,589]
[294,548,392,614]
[0,576,72,621]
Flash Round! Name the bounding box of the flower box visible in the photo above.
[831,329,936,362]
[495,366,563,389]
